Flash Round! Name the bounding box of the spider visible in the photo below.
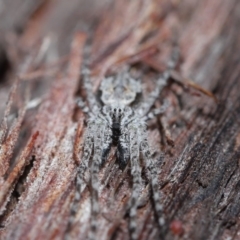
[67,46,179,240]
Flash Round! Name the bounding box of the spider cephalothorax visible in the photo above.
[94,71,143,170]
[67,47,179,240]
[100,69,141,106]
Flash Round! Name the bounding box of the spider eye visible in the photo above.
[119,109,122,112]
[114,108,117,112]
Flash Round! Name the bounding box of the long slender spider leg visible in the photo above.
[138,47,179,117]
[140,132,166,236]
[66,122,94,236]
[128,124,142,240]
[81,67,100,110]
[143,100,169,122]
[88,122,104,240]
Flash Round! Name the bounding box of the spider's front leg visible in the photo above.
[143,100,169,122]
[81,67,100,111]
[137,47,179,117]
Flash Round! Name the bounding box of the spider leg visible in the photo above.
[66,122,94,236]
[143,100,169,122]
[140,131,166,236]
[128,124,142,240]
[137,47,179,117]
[81,67,100,111]
[88,122,106,240]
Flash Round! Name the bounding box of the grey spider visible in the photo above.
[68,47,179,240]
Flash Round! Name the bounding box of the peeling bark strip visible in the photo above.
[0,0,240,240]
[0,131,39,214]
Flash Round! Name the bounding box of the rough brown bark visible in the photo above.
[0,0,240,239]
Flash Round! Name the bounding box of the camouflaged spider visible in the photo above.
[68,47,179,240]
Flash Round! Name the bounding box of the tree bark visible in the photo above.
[0,0,240,239]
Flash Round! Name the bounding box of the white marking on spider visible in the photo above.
[67,46,179,240]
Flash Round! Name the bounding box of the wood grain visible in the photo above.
[0,0,239,239]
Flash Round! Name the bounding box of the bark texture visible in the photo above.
[0,0,240,239]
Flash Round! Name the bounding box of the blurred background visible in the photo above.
[0,0,240,239]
